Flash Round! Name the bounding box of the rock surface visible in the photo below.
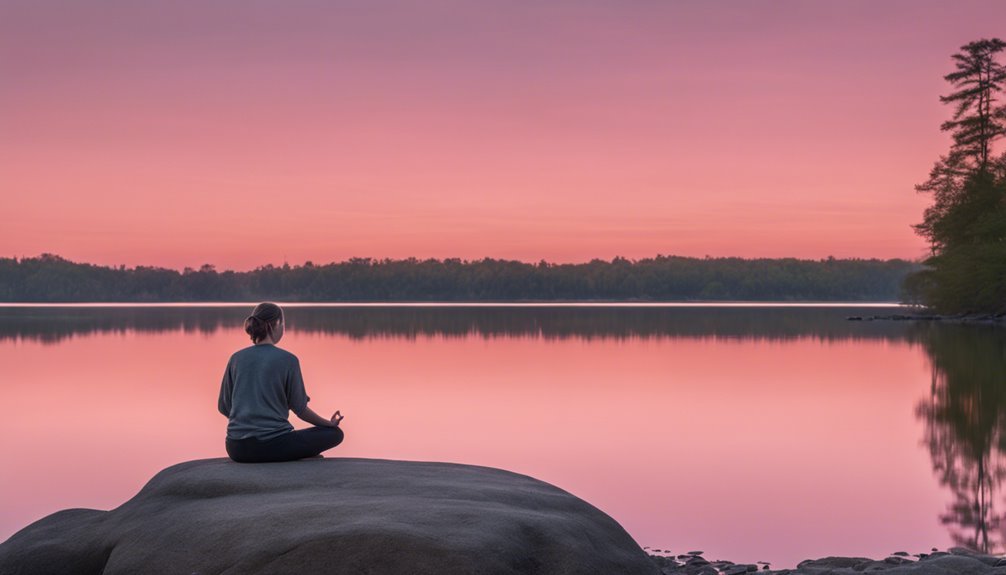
[0,458,659,575]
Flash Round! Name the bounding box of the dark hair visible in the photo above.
[245,302,283,344]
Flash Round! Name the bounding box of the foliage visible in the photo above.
[0,253,916,303]
[911,38,1006,313]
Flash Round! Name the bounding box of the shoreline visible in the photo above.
[648,547,1006,574]
[848,311,1006,324]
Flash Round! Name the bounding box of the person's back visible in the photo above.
[220,343,309,441]
[217,302,345,463]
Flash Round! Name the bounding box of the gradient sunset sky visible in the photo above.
[3,1,1005,271]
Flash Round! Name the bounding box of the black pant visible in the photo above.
[226,426,344,463]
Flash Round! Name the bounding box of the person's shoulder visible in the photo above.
[272,346,300,363]
[231,345,256,357]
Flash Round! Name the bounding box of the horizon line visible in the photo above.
[5,252,923,274]
[0,302,905,308]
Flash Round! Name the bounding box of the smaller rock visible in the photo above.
[892,551,909,557]
[659,560,682,571]
[797,557,872,569]
[948,548,1001,566]
[688,551,705,556]
[915,555,994,573]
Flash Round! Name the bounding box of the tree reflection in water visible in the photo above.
[6,305,1006,552]
[915,323,1006,553]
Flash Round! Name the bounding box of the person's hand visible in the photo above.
[331,410,345,427]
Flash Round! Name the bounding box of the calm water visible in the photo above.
[1,304,1004,567]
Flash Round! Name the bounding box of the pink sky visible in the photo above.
[3,1,1005,271]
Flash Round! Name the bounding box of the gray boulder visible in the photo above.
[783,552,1002,575]
[0,458,658,575]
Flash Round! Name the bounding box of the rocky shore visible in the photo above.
[6,458,1004,574]
[648,547,1006,575]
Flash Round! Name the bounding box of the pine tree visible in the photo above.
[916,38,1006,251]
[909,39,1006,313]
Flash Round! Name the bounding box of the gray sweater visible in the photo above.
[218,343,311,441]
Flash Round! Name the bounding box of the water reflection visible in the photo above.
[5,304,1006,563]
[914,324,1006,553]
[0,305,911,344]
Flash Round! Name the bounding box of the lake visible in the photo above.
[1,304,1002,568]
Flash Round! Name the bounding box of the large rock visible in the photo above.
[0,458,659,575]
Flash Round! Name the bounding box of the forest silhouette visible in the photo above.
[0,253,914,303]
[910,38,1006,313]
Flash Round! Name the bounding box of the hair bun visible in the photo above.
[245,302,283,344]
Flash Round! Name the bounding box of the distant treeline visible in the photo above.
[0,253,918,302]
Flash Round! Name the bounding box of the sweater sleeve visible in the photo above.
[286,357,311,415]
[218,357,234,417]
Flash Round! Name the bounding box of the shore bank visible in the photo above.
[848,312,1006,324]
[648,547,1006,574]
